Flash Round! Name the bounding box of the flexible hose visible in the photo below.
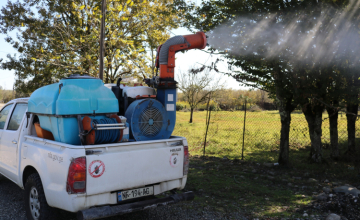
[90,118,120,144]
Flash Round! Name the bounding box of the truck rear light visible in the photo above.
[183,146,189,175]
[66,157,86,194]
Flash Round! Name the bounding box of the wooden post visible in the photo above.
[241,98,247,160]
[203,93,212,156]
[99,0,106,80]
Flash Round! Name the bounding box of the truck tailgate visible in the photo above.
[85,138,184,196]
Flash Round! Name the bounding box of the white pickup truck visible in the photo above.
[0,98,192,220]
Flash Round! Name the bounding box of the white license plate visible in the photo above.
[118,186,154,201]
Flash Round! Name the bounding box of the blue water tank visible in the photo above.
[28,75,119,145]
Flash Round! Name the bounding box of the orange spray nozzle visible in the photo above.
[183,32,207,50]
[156,31,208,83]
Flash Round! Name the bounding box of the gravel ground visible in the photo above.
[0,174,248,220]
[304,191,360,220]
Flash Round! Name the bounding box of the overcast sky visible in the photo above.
[0,1,244,90]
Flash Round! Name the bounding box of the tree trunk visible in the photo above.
[104,69,109,83]
[189,108,194,123]
[326,106,339,159]
[273,68,295,166]
[303,105,323,163]
[278,100,293,166]
[346,103,358,155]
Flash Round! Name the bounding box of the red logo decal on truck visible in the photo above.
[88,160,105,178]
[169,153,179,167]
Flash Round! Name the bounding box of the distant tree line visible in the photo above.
[0,88,15,103]
[178,88,275,111]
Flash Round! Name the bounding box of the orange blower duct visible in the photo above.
[156,32,207,82]
[184,32,207,50]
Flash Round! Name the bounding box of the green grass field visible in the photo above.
[173,110,353,162]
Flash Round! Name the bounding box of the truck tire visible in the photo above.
[24,173,53,220]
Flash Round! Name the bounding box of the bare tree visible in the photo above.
[177,67,222,123]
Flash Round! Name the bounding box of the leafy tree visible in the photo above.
[0,0,184,94]
[186,0,302,165]
[186,0,360,164]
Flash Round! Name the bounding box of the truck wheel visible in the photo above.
[24,173,53,220]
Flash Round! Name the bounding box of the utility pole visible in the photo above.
[99,0,106,80]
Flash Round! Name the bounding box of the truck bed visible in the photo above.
[23,135,187,196]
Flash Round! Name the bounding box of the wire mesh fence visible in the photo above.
[173,109,354,158]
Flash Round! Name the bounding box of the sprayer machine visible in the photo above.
[27,32,207,145]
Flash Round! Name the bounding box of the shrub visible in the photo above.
[176,101,189,111]
[197,100,220,111]
[249,105,263,112]
[176,103,185,111]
